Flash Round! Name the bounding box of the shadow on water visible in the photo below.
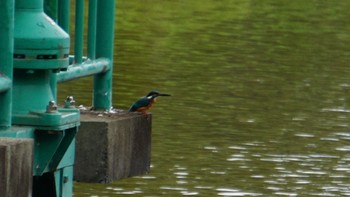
[58,0,350,196]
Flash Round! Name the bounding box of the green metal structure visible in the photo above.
[0,0,115,196]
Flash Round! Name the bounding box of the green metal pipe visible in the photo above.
[69,55,89,65]
[0,0,14,128]
[94,0,115,110]
[16,0,43,10]
[50,71,58,102]
[87,0,97,60]
[0,77,12,93]
[44,0,58,21]
[44,0,59,101]
[74,0,84,64]
[58,0,70,32]
[57,58,111,83]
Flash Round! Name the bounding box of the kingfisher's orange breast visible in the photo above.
[136,99,156,112]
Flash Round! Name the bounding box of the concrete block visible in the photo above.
[74,111,152,183]
[0,137,33,197]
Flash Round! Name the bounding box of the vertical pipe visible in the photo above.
[44,0,58,21]
[0,0,14,128]
[87,0,97,60]
[45,0,59,101]
[58,0,70,32]
[16,0,43,9]
[55,0,70,101]
[55,0,70,100]
[75,0,84,64]
[93,0,115,110]
[54,0,70,102]
[50,71,58,102]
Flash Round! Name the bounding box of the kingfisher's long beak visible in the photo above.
[158,93,171,96]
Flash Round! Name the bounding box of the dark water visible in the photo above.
[58,0,350,196]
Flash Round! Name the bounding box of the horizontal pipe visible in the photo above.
[0,75,12,93]
[69,55,89,65]
[56,58,110,83]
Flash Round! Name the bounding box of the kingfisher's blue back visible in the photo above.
[128,90,171,112]
[128,96,154,112]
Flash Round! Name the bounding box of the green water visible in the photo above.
[59,0,350,196]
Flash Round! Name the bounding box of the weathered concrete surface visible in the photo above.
[0,138,33,197]
[74,111,152,183]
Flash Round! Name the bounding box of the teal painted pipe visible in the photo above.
[16,0,42,10]
[87,0,97,60]
[50,71,58,102]
[0,0,14,128]
[58,0,70,32]
[55,0,70,100]
[44,0,59,101]
[75,0,84,64]
[44,0,58,21]
[94,0,115,110]
[57,58,111,83]
[0,76,12,93]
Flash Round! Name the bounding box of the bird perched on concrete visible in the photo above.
[128,90,171,113]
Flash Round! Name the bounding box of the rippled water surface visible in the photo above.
[58,0,350,196]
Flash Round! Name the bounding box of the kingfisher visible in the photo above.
[128,90,171,113]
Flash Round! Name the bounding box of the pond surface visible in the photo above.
[58,0,350,196]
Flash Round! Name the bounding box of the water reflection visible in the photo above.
[67,0,350,196]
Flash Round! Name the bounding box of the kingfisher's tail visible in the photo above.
[128,105,136,112]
